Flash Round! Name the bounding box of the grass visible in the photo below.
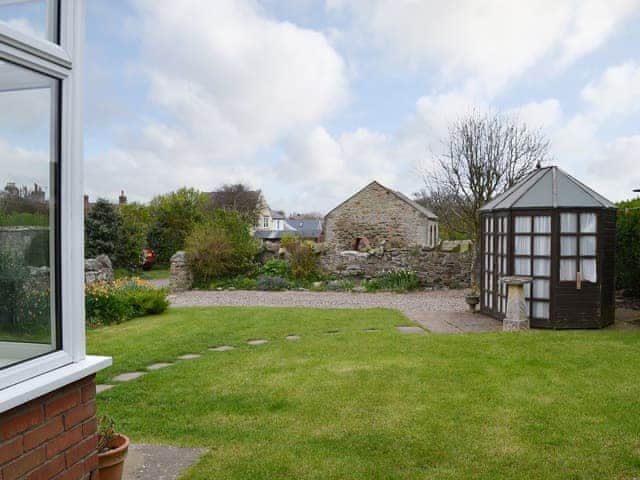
[114,267,170,281]
[88,307,640,479]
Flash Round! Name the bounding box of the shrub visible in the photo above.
[85,278,169,327]
[327,279,354,291]
[256,275,288,291]
[617,200,640,296]
[281,235,318,280]
[208,275,257,290]
[185,210,260,284]
[85,199,122,259]
[366,269,421,293]
[259,259,290,278]
[116,203,151,270]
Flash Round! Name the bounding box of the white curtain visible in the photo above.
[560,259,576,281]
[534,236,551,256]
[532,301,549,319]
[515,216,531,232]
[580,236,597,256]
[534,216,551,233]
[581,259,597,282]
[515,235,531,255]
[534,258,551,276]
[515,258,531,275]
[533,279,550,299]
[561,213,577,233]
[561,236,577,256]
[580,213,597,233]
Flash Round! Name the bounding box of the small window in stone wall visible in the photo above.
[354,237,370,251]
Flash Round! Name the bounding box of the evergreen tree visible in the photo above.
[85,198,122,259]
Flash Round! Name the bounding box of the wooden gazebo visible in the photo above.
[479,166,617,329]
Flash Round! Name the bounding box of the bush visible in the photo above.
[256,275,288,291]
[147,188,211,265]
[617,200,640,296]
[281,235,319,280]
[259,259,290,278]
[185,210,260,284]
[327,279,354,292]
[85,278,169,327]
[116,203,151,270]
[85,199,122,259]
[208,275,257,290]
[365,269,421,293]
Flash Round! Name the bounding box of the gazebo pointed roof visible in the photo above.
[479,166,616,212]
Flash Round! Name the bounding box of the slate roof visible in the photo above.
[480,166,616,212]
[325,181,438,220]
[254,218,323,240]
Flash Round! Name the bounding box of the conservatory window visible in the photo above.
[560,212,597,284]
[514,215,550,319]
[0,61,59,370]
[0,0,59,43]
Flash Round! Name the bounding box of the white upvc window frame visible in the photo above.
[0,0,110,411]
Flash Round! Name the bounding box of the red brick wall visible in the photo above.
[0,375,99,480]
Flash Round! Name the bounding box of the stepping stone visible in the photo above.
[113,372,146,382]
[147,362,173,370]
[209,345,234,352]
[364,328,379,332]
[396,326,426,335]
[96,384,115,393]
[286,335,301,340]
[247,339,268,345]
[325,330,340,335]
[177,354,201,360]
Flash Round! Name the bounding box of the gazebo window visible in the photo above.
[560,213,597,284]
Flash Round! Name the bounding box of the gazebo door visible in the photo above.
[482,214,508,317]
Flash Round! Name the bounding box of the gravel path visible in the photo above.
[169,290,502,333]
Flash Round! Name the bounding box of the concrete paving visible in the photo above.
[396,326,426,335]
[209,345,235,351]
[147,363,173,371]
[113,372,146,382]
[123,443,206,480]
[177,354,201,360]
[97,384,115,393]
[247,339,268,345]
[285,335,301,340]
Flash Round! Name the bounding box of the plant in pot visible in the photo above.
[97,415,130,480]
[465,284,481,313]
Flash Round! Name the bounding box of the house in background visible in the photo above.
[324,181,439,252]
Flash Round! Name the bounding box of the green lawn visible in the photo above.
[114,267,170,281]
[88,307,640,479]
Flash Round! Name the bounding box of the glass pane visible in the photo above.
[561,236,577,256]
[0,0,58,42]
[534,216,551,233]
[0,61,57,369]
[533,236,550,256]
[515,216,531,233]
[533,258,551,277]
[581,259,597,283]
[580,236,597,256]
[532,301,549,319]
[560,259,577,281]
[580,213,597,233]
[515,235,531,255]
[515,258,531,275]
[533,279,550,299]
[561,213,577,233]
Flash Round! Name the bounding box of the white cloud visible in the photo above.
[85,0,348,202]
[581,61,640,118]
[584,135,640,199]
[328,0,640,93]
[507,99,563,131]
[0,139,50,194]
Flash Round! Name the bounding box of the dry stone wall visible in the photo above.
[319,245,473,288]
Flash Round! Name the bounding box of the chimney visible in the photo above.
[119,190,127,205]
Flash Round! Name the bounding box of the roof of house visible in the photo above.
[254,218,323,240]
[325,181,438,220]
[479,166,616,212]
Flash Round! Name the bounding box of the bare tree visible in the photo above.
[207,183,262,225]
[422,111,550,282]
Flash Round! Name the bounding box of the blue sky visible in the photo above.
[81,0,640,213]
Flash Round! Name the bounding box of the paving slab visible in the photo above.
[209,345,235,351]
[97,384,115,393]
[364,328,380,332]
[147,363,173,371]
[177,354,201,360]
[325,330,341,335]
[247,339,268,345]
[396,326,426,335]
[123,443,207,480]
[113,372,146,382]
[285,335,301,340]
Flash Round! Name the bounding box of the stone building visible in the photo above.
[324,181,439,252]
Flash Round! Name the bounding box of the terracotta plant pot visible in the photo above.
[98,433,130,480]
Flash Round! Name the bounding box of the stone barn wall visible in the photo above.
[319,245,473,288]
[0,226,49,261]
[324,182,434,251]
